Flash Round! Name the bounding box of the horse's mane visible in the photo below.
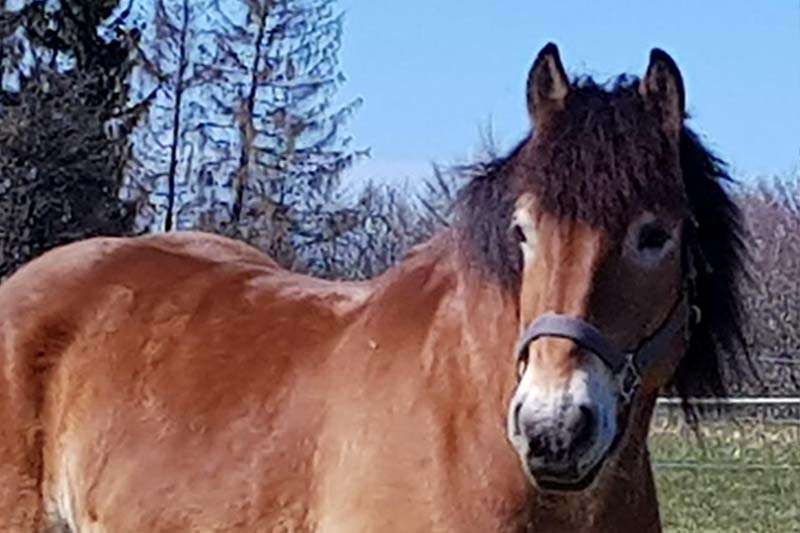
[453,75,750,422]
[677,128,750,421]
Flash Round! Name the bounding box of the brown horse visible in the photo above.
[0,43,747,532]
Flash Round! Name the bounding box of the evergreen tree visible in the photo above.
[0,0,142,278]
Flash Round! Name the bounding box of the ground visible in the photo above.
[650,415,800,533]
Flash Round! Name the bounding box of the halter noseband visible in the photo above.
[514,293,697,405]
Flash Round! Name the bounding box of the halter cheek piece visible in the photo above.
[514,293,699,405]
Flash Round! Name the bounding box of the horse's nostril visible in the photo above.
[528,433,549,458]
[572,405,595,449]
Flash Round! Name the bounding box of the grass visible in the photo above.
[649,415,800,533]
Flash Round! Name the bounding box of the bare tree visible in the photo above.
[298,165,457,280]
[123,0,222,232]
[186,0,364,273]
[737,176,800,396]
[161,0,189,231]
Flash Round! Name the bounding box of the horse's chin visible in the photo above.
[529,452,607,493]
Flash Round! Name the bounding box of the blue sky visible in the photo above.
[337,1,800,188]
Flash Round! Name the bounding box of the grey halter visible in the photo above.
[514,295,697,405]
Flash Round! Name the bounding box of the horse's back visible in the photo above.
[0,231,369,531]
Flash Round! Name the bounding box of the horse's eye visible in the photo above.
[512,224,527,243]
[637,223,671,251]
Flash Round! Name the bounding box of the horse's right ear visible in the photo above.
[639,48,685,139]
[527,42,570,127]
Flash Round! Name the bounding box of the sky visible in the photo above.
[336,1,800,189]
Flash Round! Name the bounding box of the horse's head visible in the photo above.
[463,43,747,492]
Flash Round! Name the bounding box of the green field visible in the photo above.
[650,417,800,533]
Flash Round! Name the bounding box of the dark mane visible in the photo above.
[676,128,750,419]
[454,75,750,421]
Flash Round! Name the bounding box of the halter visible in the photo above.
[514,291,699,405]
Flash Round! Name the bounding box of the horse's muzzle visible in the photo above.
[515,403,605,490]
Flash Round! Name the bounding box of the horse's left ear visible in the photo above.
[639,48,685,139]
[527,42,570,128]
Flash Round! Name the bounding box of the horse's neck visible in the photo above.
[376,233,522,389]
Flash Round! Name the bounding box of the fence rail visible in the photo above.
[656,397,800,406]
[654,396,800,425]
[651,398,799,473]
[653,462,799,471]
[757,356,800,366]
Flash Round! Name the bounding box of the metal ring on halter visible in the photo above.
[690,304,702,326]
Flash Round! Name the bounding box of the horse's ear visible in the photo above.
[527,42,570,127]
[639,48,685,139]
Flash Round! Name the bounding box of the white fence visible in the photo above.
[657,397,800,406]
[652,396,799,472]
[655,396,800,425]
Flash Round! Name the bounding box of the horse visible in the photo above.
[0,43,748,532]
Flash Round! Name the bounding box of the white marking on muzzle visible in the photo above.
[507,350,619,479]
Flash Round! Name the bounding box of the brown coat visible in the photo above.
[1,231,660,532]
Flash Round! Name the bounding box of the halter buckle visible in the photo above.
[618,352,641,405]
